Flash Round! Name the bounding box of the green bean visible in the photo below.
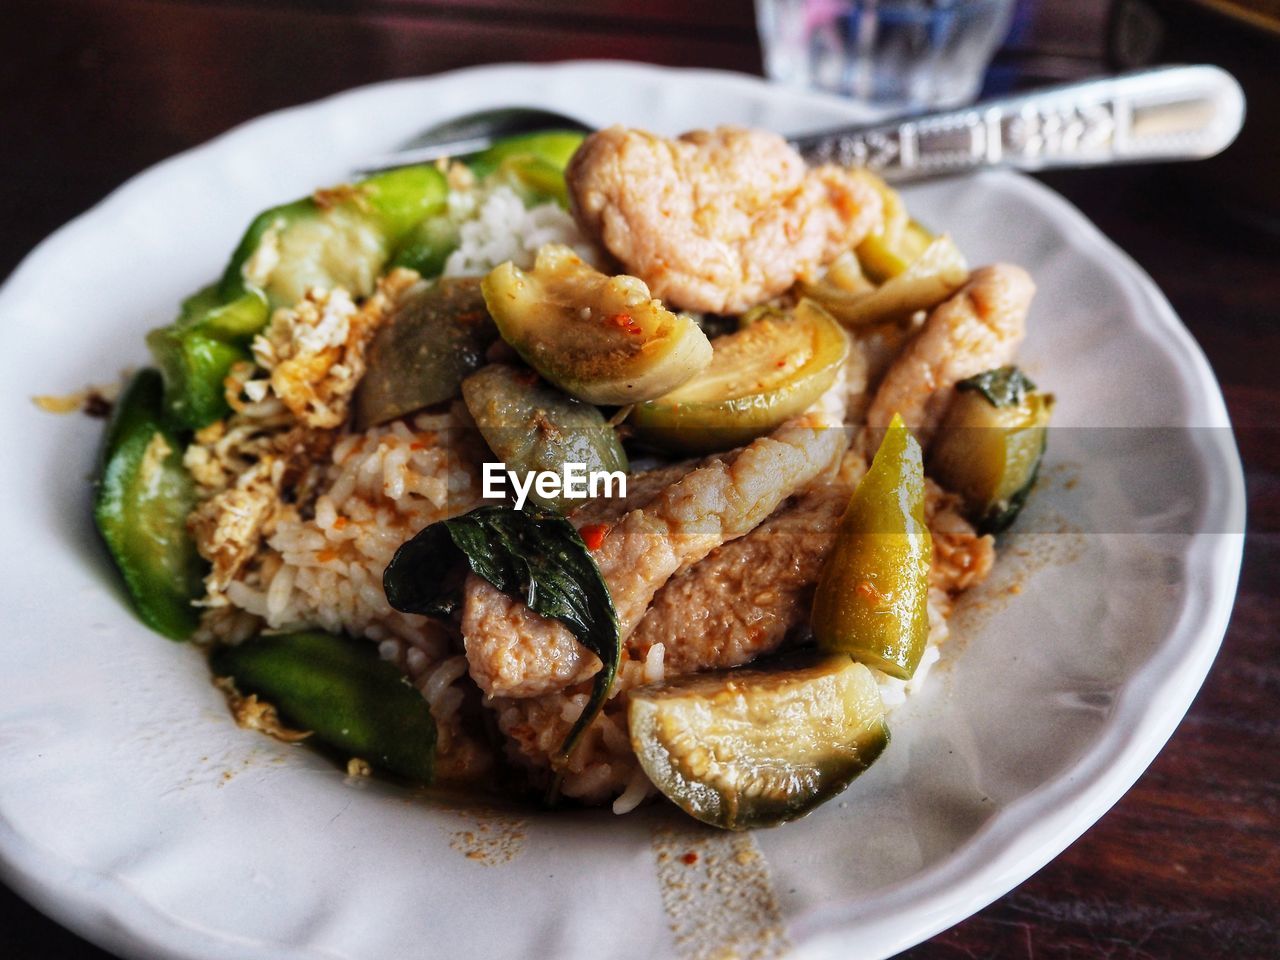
[93,369,205,639]
[210,631,437,784]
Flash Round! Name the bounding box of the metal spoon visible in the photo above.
[356,65,1244,182]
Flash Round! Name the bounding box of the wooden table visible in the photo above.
[2,2,1276,957]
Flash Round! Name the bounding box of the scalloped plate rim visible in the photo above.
[0,61,1245,960]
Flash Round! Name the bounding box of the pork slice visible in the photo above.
[628,483,850,674]
[567,125,882,314]
[462,411,849,698]
[491,473,997,782]
[566,459,705,528]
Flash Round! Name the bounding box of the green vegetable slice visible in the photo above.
[235,201,385,309]
[383,505,619,761]
[461,364,628,513]
[465,131,586,182]
[858,221,935,284]
[811,414,933,679]
[93,369,205,639]
[497,155,573,207]
[220,165,449,309]
[210,631,437,783]
[481,244,712,405]
[953,365,1038,408]
[147,286,269,428]
[360,165,452,240]
[629,652,889,830]
[151,164,450,429]
[800,235,968,328]
[629,300,849,453]
[390,213,461,279]
[353,277,498,430]
[931,366,1054,533]
[842,169,934,282]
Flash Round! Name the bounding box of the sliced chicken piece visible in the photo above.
[866,264,1034,443]
[629,472,994,675]
[567,126,882,314]
[462,409,849,699]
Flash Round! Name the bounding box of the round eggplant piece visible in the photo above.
[629,653,889,830]
[930,365,1054,533]
[800,234,968,328]
[461,363,628,513]
[629,300,848,454]
[481,244,712,405]
[353,277,497,430]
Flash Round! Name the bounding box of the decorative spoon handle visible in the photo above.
[788,65,1245,182]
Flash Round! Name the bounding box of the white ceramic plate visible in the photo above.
[0,62,1245,960]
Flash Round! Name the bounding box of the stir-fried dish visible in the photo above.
[91,125,1053,829]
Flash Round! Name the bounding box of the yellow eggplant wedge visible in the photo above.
[811,414,933,680]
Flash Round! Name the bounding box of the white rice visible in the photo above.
[612,767,655,815]
[441,183,599,277]
[209,405,491,779]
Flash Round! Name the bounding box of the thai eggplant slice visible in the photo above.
[92,369,205,640]
[461,363,628,513]
[858,220,936,283]
[811,414,932,680]
[629,652,889,830]
[929,366,1054,533]
[353,277,498,429]
[481,244,712,405]
[210,631,437,784]
[820,251,876,297]
[629,300,849,454]
[800,235,968,328]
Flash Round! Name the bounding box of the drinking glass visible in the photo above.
[756,0,1017,112]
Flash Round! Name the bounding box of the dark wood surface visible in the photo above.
[2,1,1276,957]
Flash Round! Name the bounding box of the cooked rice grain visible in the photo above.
[442,183,599,278]
[237,408,484,641]
[204,404,493,781]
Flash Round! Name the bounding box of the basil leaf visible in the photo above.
[383,505,620,764]
[381,521,467,617]
[955,365,1037,409]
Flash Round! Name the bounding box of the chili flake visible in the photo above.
[606,313,642,335]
